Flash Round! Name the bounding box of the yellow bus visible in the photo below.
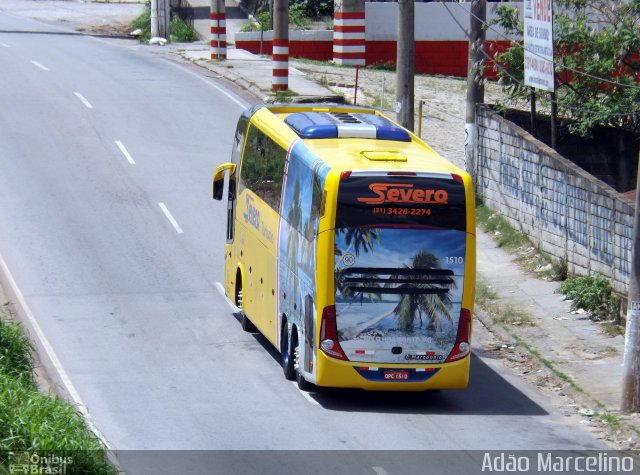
[213,104,475,391]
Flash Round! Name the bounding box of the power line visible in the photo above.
[442,2,640,120]
[449,0,640,91]
[479,47,639,119]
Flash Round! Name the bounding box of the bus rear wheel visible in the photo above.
[294,347,315,392]
[281,322,295,380]
[235,279,256,333]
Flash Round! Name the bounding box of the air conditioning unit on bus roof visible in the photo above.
[284,111,411,142]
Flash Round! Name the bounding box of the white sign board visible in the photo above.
[524,0,555,92]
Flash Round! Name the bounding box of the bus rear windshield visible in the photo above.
[336,174,466,231]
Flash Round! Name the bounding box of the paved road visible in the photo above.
[0,10,615,475]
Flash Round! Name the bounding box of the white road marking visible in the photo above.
[372,467,391,475]
[115,140,136,165]
[216,283,320,405]
[291,381,320,405]
[31,60,49,71]
[0,250,113,450]
[160,58,248,109]
[74,92,93,109]
[215,282,239,312]
[158,202,184,234]
[1,43,9,48]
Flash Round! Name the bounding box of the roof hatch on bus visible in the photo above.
[284,112,411,141]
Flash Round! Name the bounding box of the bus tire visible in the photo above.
[296,367,315,392]
[281,322,295,380]
[236,277,256,333]
[293,331,316,391]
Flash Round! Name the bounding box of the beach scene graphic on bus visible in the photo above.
[278,144,327,371]
[334,228,466,363]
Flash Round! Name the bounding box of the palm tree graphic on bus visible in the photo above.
[335,228,464,350]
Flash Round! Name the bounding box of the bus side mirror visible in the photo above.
[213,163,236,200]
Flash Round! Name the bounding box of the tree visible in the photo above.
[493,0,640,137]
[389,251,455,333]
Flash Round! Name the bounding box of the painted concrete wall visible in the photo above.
[235,30,334,60]
[235,2,521,77]
[365,2,521,41]
[475,106,634,295]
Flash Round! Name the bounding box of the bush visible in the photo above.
[130,5,151,42]
[558,273,620,321]
[171,16,198,43]
[290,0,333,18]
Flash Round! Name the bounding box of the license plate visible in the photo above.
[383,370,409,381]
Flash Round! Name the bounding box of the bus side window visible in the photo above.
[240,125,286,211]
[230,116,249,201]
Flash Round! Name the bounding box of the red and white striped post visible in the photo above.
[210,0,226,60]
[272,38,289,92]
[333,0,366,66]
[272,0,288,92]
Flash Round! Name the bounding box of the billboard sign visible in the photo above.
[524,0,555,92]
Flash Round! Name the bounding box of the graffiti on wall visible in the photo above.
[495,148,621,271]
[478,108,634,292]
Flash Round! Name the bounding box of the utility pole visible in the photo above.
[151,0,170,39]
[272,0,288,92]
[622,153,640,412]
[396,0,414,131]
[151,0,159,38]
[464,0,486,181]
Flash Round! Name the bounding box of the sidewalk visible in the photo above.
[165,42,629,422]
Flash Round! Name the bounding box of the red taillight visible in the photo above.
[340,171,352,181]
[320,305,348,360]
[445,308,471,362]
[451,173,464,184]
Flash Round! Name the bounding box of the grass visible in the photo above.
[508,332,584,393]
[476,203,566,280]
[596,412,623,430]
[170,17,198,43]
[475,278,535,327]
[476,204,528,250]
[268,89,300,103]
[0,312,114,473]
[130,6,197,43]
[130,6,151,42]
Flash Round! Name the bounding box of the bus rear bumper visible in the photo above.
[315,352,470,391]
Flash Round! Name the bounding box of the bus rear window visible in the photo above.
[336,174,466,231]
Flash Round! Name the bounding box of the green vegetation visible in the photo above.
[240,12,268,32]
[476,204,528,249]
[476,204,564,280]
[269,89,299,103]
[493,0,640,137]
[243,0,332,19]
[596,411,622,430]
[509,332,583,392]
[130,5,151,42]
[558,273,621,322]
[241,7,310,31]
[170,17,198,43]
[130,4,196,43]
[366,61,396,72]
[0,313,113,474]
[476,279,535,327]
